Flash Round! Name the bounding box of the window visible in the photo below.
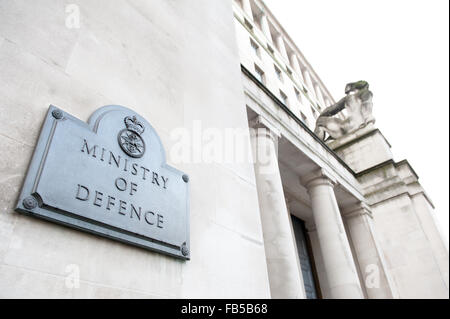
[311,106,318,119]
[294,87,302,104]
[244,18,254,31]
[270,32,279,49]
[286,66,293,76]
[291,215,321,299]
[279,90,288,106]
[300,112,309,125]
[250,39,260,58]
[252,11,262,30]
[274,65,283,82]
[254,64,265,84]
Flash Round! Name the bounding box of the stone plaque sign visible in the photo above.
[16,105,190,260]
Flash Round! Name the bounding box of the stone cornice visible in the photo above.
[355,159,434,208]
[406,181,435,208]
[410,192,435,209]
[242,64,357,177]
[369,191,411,209]
[395,159,419,181]
[253,0,336,104]
[355,159,396,178]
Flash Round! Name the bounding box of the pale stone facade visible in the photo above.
[0,0,270,299]
[0,0,447,299]
[233,0,448,299]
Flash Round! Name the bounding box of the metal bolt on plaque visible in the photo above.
[52,109,64,120]
[22,196,38,210]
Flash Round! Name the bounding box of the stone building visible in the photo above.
[0,0,447,299]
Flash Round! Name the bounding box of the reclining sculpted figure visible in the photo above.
[314,81,375,141]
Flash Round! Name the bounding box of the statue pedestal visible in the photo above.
[326,124,394,174]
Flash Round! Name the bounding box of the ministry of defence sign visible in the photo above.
[16,105,190,260]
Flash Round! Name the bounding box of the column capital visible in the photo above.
[249,115,280,139]
[300,168,337,190]
[342,202,373,219]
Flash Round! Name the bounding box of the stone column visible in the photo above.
[302,169,364,299]
[250,116,306,299]
[242,0,253,20]
[314,83,326,107]
[343,203,399,299]
[291,57,309,110]
[290,53,302,79]
[301,68,316,99]
[295,60,307,84]
[260,13,273,44]
[276,34,289,61]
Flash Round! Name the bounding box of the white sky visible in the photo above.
[264,0,449,245]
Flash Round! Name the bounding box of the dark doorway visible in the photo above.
[291,215,322,299]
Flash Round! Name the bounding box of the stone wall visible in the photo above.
[0,0,271,298]
[371,194,448,298]
[331,128,449,298]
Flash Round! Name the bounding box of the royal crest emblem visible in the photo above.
[118,115,146,158]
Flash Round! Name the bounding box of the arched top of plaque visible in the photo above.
[88,105,167,166]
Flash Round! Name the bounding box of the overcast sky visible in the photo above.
[264,0,449,245]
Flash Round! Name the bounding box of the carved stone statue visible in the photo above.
[314,81,375,141]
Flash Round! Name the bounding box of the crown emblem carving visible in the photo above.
[118,115,146,158]
[124,116,145,135]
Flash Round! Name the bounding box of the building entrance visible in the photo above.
[291,216,321,299]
